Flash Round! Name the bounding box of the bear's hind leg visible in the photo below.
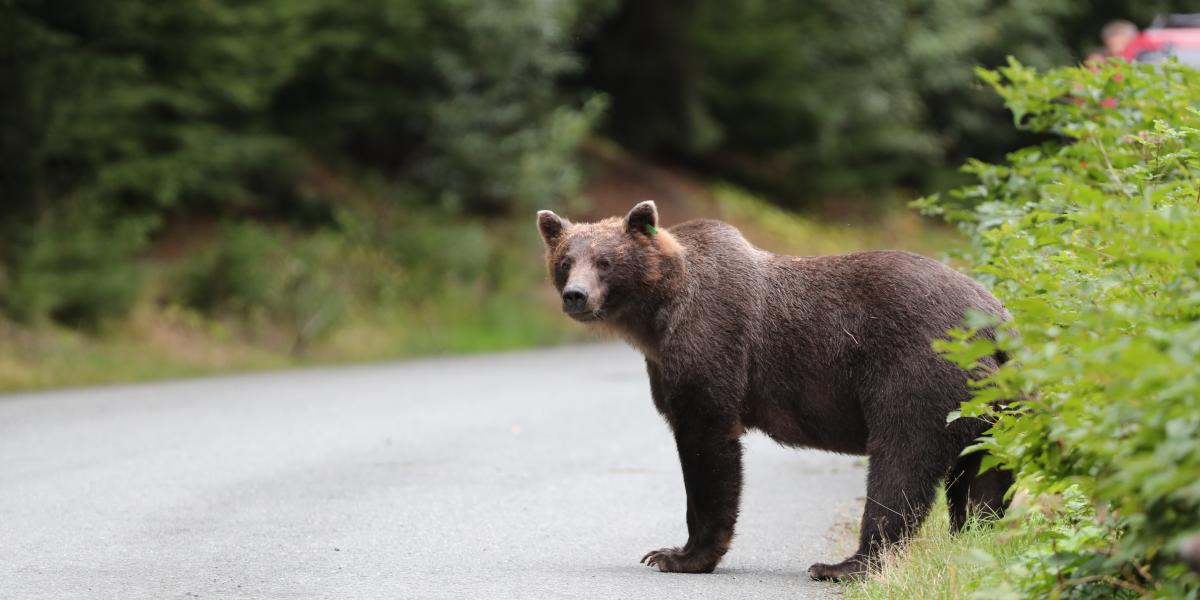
[966,461,1013,519]
[946,451,1014,533]
[946,451,982,533]
[808,439,953,581]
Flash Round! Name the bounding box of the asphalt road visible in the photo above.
[0,343,866,599]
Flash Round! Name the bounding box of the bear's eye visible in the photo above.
[595,257,611,270]
[557,257,572,272]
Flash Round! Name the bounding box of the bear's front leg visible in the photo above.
[642,409,743,574]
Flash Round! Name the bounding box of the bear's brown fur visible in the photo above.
[537,200,1013,580]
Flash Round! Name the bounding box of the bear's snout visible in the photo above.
[561,287,590,315]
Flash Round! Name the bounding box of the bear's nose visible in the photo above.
[562,288,588,313]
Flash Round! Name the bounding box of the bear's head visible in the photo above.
[536,200,682,324]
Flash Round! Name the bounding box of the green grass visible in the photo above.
[0,284,582,393]
[841,493,1061,600]
[0,311,284,391]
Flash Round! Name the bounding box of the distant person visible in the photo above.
[1102,19,1139,58]
[1184,532,1200,575]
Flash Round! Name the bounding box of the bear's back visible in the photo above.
[664,221,1004,326]
[779,250,1006,332]
[667,219,762,259]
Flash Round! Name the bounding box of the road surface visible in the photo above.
[0,343,866,599]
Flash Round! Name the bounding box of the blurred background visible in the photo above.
[1,0,1194,390]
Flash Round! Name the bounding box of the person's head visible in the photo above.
[1102,20,1138,56]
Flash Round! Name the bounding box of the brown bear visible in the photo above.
[536,200,1013,580]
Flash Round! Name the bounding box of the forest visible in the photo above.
[3,1,1186,345]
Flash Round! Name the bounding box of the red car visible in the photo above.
[1122,14,1200,66]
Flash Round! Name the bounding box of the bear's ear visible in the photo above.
[625,200,659,236]
[537,210,569,247]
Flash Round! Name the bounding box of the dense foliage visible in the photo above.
[2,0,1197,336]
[924,59,1200,597]
[0,0,602,326]
[582,0,1195,202]
[2,0,600,217]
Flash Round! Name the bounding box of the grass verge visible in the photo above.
[841,491,1098,600]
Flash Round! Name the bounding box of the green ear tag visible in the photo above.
[644,224,658,235]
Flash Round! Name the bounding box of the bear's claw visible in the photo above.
[641,547,717,573]
[807,559,868,581]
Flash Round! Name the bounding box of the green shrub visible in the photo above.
[178,223,283,316]
[921,59,1200,597]
[177,223,346,352]
[1,203,150,328]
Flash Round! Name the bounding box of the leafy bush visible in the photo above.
[1,203,150,327]
[178,224,283,317]
[331,194,505,302]
[921,59,1200,597]
[177,223,346,352]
